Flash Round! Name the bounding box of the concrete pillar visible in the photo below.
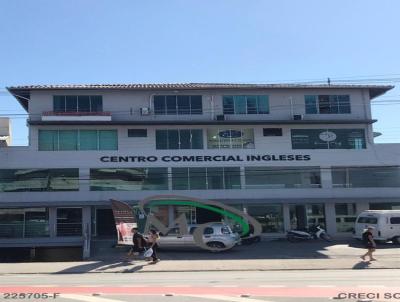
[283,204,291,232]
[168,205,175,227]
[49,207,57,238]
[80,168,90,192]
[320,166,332,189]
[82,206,92,259]
[324,203,337,236]
[167,167,173,190]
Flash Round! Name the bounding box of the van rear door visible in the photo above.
[388,215,400,240]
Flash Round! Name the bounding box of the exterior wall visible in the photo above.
[0,118,11,146]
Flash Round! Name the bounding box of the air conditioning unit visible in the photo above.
[140,107,150,116]
[216,114,225,121]
[293,114,303,120]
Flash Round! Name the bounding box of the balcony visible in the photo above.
[42,111,112,122]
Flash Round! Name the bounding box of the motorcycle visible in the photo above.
[287,225,332,242]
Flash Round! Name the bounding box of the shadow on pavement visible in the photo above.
[352,261,371,269]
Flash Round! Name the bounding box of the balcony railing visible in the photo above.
[42,111,112,121]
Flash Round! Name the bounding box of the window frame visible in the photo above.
[305,95,351,114]
[153,95,203,115]
[223,95,270,115]
[155,129,204,150]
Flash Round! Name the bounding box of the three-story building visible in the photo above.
[1,83,399,258]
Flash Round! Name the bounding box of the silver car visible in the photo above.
[155,223,240,251]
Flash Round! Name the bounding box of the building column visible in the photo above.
[283,204,291,232]
[240,167,246,189]
[49,207,57,238]
[168,205,175,227]
[82,206,92,259]
[320,166,332,189]
[324,203,337,236]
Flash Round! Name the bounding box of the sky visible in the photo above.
[0,0,399,145]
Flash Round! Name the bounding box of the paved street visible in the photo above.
[1,270,400,302]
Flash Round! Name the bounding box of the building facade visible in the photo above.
[1,83,400,258]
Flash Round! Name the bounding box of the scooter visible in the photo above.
[287,225,332,242]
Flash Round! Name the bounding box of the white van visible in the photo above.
[354,210,400,244]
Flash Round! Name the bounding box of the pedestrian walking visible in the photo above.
[360,226,377,262]
[146,229,160,264]
[127,228,146,259]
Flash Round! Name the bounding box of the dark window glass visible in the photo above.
[263,128,282,136]
[90,96,103,112]
[338,95,351,113]
[167,130,179,149]
[179,129,191,149]
[128,129,147,137]
[246,96,257,114]
[154,96,166,115]
[79,130,98,150]
[78,96,90,112]
[224,167,241,189]
[204,227,214,235]
[305,95,317,114]
[190,95,202,114]
[155,130,168,149]
[390,217,400,224]
[39,130,59,151]
[66,96,78,112]
[257,96,269,114]
[207,168,224,189]
[223,96,235,114]
[177,96,190,115]
[56,208,82,236]
[59,130,78,150]
[98,130,118,150]
[172,168,189,190]
[318,95,330,113]
[53,96,65,112]
[166,96,177,115]
[189,168,207,190]
[357,217,378,224]
[190,129,203,149]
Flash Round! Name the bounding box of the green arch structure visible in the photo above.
[146,199,250,236]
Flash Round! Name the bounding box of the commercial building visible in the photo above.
[1,83,399,258]
[0,118,11,147]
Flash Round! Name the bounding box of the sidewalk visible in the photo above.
[0,257,400,274]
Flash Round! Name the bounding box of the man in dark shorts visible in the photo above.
[360,226,377,261]
[127,228,146,258]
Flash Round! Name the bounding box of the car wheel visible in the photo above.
[392,237,400,245]
[206,241,226,251]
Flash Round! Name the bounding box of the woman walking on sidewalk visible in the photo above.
[360,226,377,262]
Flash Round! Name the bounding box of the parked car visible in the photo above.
[154,223,240,251]
[353,210,400,244]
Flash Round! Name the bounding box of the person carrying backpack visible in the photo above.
[360,226,377,261]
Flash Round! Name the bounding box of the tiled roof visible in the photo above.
[6,83,395,90]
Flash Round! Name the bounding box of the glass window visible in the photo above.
[207,128,254,149]
[247,204,284,233]
[190,95,202,114]
[223,95,269,114]
[24,208,50,237]
[370,203,400,210]
[263,128,282,136]
[224,167,241,189]
[172,168,189,190]
[57,208,82,236]
[357,216,378,224]
[167,130,180,149]
[166,95,177,115]
[245,167,321,189]
[207,168,224,189]
[53,96,66,112]
[90,96,103,112]
[177,96,190,114]
[189,168,207,190]
[99,130,118,150]
[332,166,400,188]
[66,96,78,112]
[59,130,78,150]
[390,217,400,224]
[305,95,351,114]
[154,96,166,115]
[38,130,59,151]
[90,168,168,191]
[156,130,168,149]
[156,129,203,150]
[291,129,366,149]
[335,203,357,232]
[223,96,235,114]
[0,169,79,192]
[78,96,90,112]
[128,129,147,137]
[0,209,24,238]
[79,130,98,150]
